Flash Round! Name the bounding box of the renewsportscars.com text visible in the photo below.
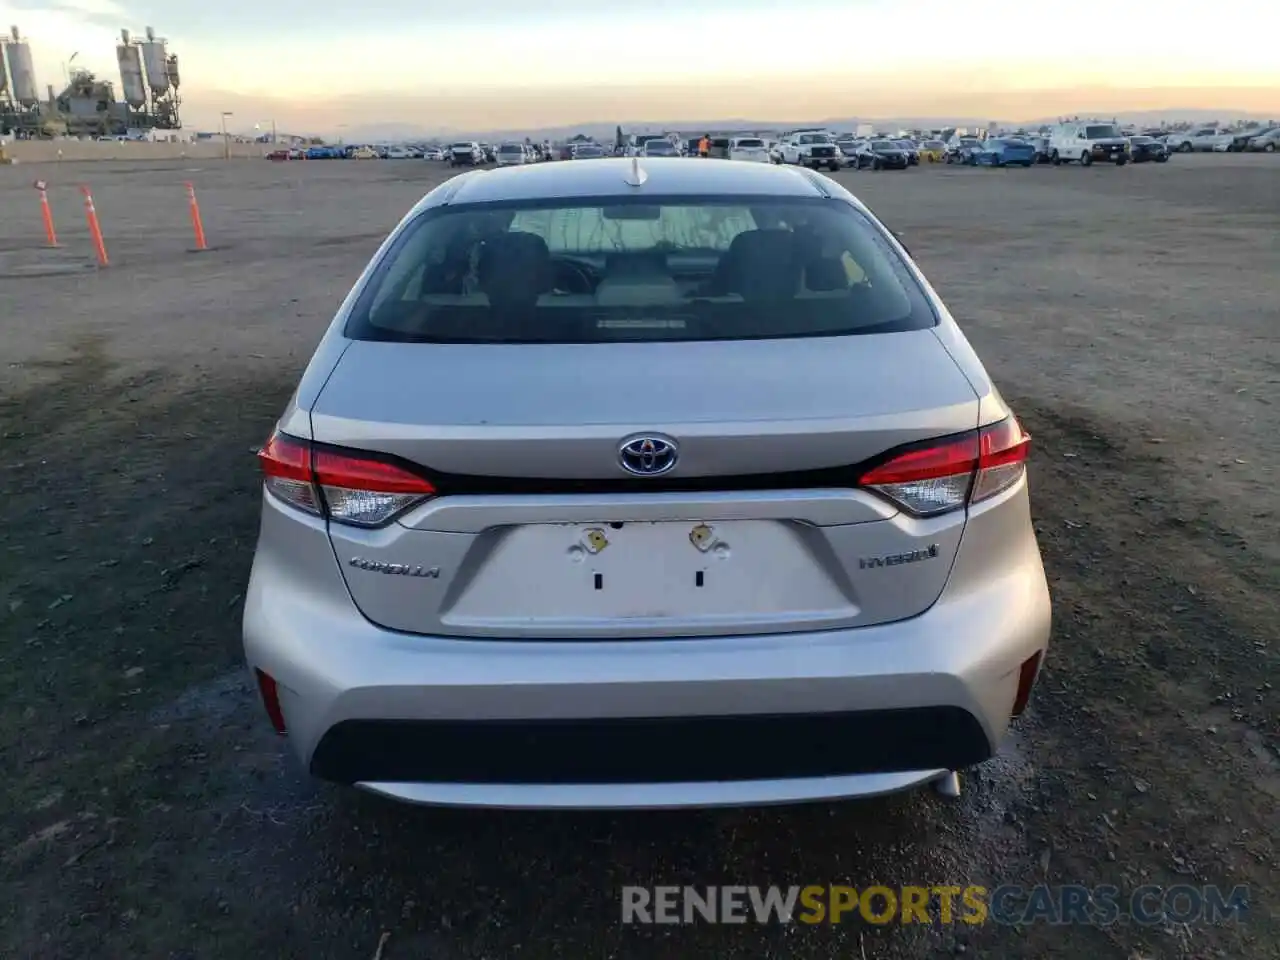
[621,884,1249,927]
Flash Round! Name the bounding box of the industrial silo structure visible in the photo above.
[116,29,147,108]
[112,26,181,131]
[7,25,39,108]
[141,26,169,95]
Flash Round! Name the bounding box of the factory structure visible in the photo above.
[1,25,182,139]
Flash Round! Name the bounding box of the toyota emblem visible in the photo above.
[618,434,679,477]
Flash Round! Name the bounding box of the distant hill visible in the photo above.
[190,87,1277,142]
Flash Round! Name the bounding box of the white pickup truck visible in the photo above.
[773,131,842,171]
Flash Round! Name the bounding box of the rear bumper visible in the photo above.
[243,486,1052,808]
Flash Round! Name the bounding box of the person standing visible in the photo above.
[698,134,711,158]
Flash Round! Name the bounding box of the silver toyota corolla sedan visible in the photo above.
[243,157,1052,809]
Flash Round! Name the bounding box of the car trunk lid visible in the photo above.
[312,332,981,638]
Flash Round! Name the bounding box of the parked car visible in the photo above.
[449,141,485,167]
[245,157,1052,809]
[1244,127,1280,152]
[571,143,608,159]
[973,138,1037,167]
[1164,127,1233,153]
[864,139,911,170]
[727,136,770,163]
[642,138,680,158]
[945,137,984,165]
[1127,136,1170,163]
[1023,136,1052,164]
[385,146,415,160]
[835,138,863,167]
[917,139,947,163]
[893,139,920,165]
[495,142,529,166]
[351,146,379,160]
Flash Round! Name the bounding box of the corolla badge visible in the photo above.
[348,557,440,578]
[618,434,679,477]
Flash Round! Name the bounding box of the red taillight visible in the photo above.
[258,432,322,516]
[312,448,437,495]
[1011,650,1043,718]
[257,430,436,527]
[255,668,287,735]
[972,416,1031,503]
[857,415,1030,516]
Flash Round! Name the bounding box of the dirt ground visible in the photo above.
[1,153,1276,960]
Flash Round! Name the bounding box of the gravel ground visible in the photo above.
[0,153,1276,960]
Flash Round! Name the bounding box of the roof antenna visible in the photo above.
[624,155,648,187]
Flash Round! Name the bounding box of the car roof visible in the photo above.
[438,157,830,205]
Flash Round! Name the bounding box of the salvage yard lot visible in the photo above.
[1,154,1276,959]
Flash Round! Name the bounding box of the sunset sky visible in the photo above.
[4,0,1277,132]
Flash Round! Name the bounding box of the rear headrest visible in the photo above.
[805,257,849,292]
[728,228,796,261]
[724,229,801,299]
[477,231,553,307]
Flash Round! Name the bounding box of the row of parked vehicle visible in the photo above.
[946,121,1279,167]
[269,121,1279,169]
[266,141,556,163]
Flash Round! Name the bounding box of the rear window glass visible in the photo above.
[344,196,936,344]
[499,144,523,152]
[734,139,765,148]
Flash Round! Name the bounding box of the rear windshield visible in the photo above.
[344,196,936,344]
[499,144,523,152]
[644,141,676,151]
[734,139,765,148]
[450,142,473,149]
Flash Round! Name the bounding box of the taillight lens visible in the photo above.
[971,416,1031,503]
[857,416,1030,517]
[258,433,322,516]
[257,430,436,527]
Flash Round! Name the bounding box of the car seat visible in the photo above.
[704,229,801,300]
[478,231,554,311]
